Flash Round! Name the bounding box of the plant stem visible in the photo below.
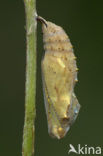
[22,0,37,155]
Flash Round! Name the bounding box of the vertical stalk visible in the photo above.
[22,0,37,156]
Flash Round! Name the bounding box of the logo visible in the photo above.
[68,144,102,155]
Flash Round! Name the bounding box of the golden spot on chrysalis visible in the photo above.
[73,56,77,60]
[75,79,78,82]
[76,68,79,71]
[57,58,65,68]
[57,127,65,139]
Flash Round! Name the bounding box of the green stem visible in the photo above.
[22,0,37,156]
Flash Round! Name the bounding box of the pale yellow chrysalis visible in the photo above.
[37,16,80,139]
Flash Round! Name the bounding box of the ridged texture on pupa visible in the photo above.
[41,20,80,139]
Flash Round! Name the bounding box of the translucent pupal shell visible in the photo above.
[38,17,80,139]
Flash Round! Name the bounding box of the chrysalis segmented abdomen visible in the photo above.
[43,22,73,52]
[37,16,80,139]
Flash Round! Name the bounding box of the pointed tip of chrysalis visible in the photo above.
[36,16,48,27]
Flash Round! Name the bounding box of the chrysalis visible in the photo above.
[37,16,80,139]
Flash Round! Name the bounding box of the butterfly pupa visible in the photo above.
[37,16,80,139]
